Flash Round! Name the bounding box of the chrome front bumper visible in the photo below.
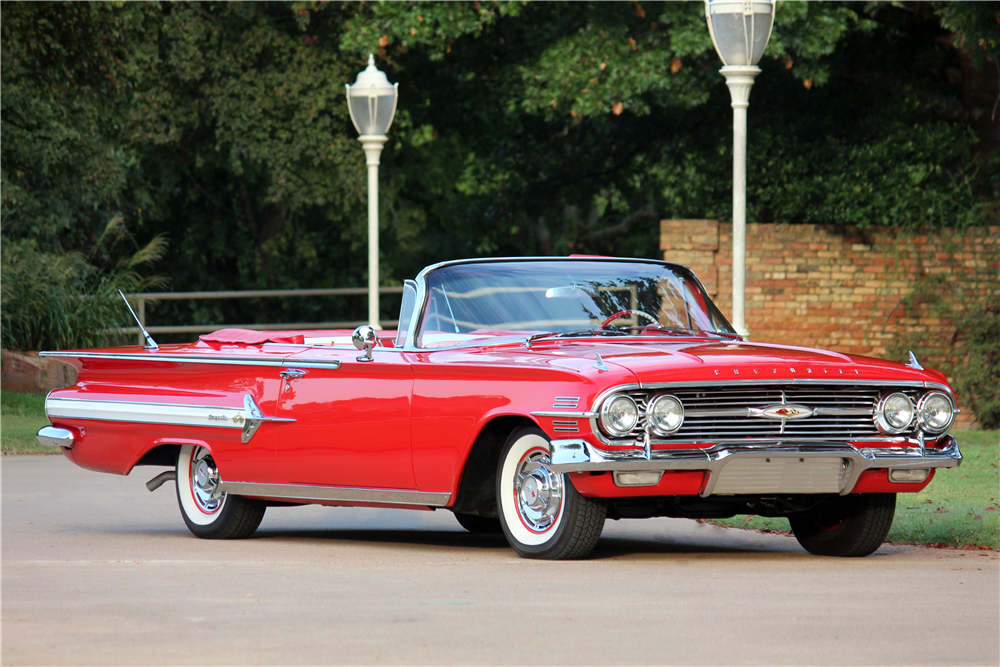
[548,435,962,497]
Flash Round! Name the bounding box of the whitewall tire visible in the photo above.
[176,445,265,539]
[497,427,606,559]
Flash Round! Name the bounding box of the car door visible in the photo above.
[274,345,416,489]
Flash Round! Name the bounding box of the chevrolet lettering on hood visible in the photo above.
[38,256,961,560]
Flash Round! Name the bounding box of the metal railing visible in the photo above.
[122,287,405,344]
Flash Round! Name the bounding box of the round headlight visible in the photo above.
[917,391,954,434]
[599,394,639,437]
[648,394,684,436]
[876,392,914,434]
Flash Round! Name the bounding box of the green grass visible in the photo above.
[1,390,53,454]
[4,389,998,547]
[711,429,1000,549]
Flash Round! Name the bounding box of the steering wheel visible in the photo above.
[597,310,659,330]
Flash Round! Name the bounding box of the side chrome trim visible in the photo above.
[39,351,341,370]
[45,394,294,444]
[220,482,451,507]
[46,397,247,429]
[531,411,598,419]
[280,360,344,370]
[547,435,962,498]
[36,426,75,449]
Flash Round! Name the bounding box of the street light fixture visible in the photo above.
[346,54,398,329]
[705,0,775,339]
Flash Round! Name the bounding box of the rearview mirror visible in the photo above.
[545,285,587,299]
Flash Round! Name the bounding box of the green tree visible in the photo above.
[1,2,165,350]
[3,1,995,344]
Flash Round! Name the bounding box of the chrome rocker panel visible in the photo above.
[220,482,450,507]
[548,435,962,498]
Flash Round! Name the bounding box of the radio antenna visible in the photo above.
[118,290,158,350]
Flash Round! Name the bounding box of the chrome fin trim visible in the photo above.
[39,351,341,369]
[44,394,294,443]
[220,482,451,507]
[531,411,598,419]
[241,394,295,444]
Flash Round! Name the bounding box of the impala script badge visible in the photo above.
[761,405,814,420]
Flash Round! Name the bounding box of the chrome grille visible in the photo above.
[611,385,924,444]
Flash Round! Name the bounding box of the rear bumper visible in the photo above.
[549,435,961,498]
[36,426,75,449]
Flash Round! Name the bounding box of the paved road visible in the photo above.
[3,455,997,666]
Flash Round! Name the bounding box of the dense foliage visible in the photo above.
[2,1,997,347]
[888,252,1000,430]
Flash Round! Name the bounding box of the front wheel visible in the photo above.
[497,427,606,559]
[176,445,266,539]
[789,493,896,557]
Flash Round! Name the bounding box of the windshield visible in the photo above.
[416,260,735,348]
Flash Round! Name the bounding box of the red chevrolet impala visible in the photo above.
[37,257,962,559]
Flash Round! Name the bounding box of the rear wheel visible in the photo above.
[789,493,896,557]
[176,445,265,539]
[454,512,503,534]
[497,426,606,559]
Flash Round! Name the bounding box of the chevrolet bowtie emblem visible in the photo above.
[761,405,813,420]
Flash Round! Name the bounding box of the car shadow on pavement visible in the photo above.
[588,535,806,560]
[251,527,512,552]
[241,526,808,560]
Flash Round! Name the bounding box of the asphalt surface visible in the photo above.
[2,455,998,666]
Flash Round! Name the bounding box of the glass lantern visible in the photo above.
[345,55,398,136]
[705,0,775,67]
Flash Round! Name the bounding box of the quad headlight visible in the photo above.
[875,392,915,434]
[916,391,955,434]
[648,394,684,436]
[599,394,639,437]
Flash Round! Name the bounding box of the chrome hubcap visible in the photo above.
[514,452,563,531]
[190,449,224,513]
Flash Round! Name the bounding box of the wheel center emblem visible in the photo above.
[521,477,539,505]
[195,461,210,487]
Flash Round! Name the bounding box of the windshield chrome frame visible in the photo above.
[398,256,733,352]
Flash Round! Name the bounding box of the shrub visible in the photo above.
[1,221,167,352]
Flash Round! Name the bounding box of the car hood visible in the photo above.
[495,337,942,387]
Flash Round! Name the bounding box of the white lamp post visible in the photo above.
[706,0,775,339]
[346,54,398,329]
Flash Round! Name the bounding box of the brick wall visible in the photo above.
[661,220,998,427]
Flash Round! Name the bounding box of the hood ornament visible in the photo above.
[906,351,924,370]
[594,353,609,372]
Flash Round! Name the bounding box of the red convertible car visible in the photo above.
[38,257,961,559]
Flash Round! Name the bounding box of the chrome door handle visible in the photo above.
[280,369,307,381]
